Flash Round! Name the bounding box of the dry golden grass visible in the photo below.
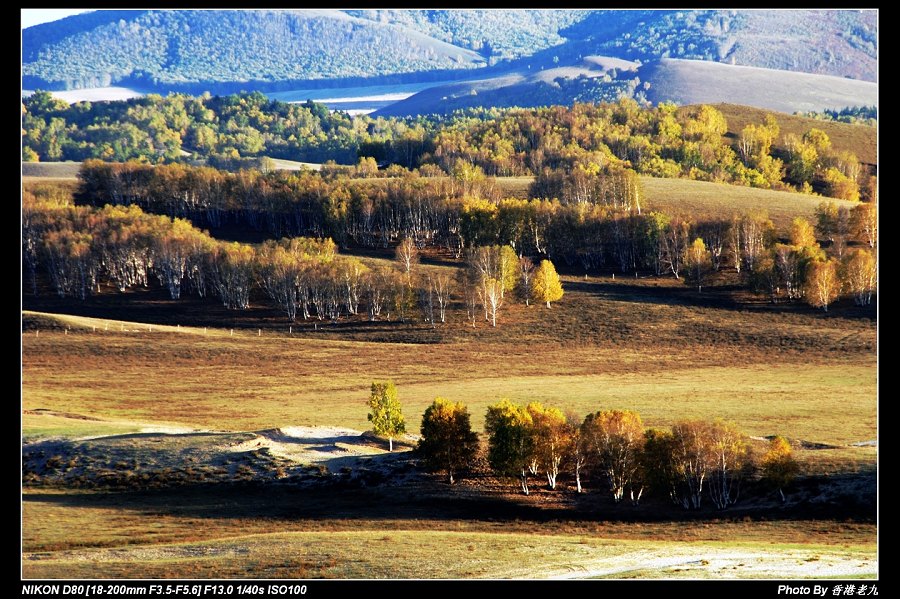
[22,162,82,180]
[22,488,875,579]
[23,268,876,448]
[639,178,859,231]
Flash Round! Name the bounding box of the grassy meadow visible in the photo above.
[23,286,876,449]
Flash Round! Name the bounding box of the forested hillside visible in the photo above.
[23,9,876,94]
[345,9,591,61]
[22,10,485,91]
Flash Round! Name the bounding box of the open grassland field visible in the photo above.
[22,162,82,180]
[22,283,876,449]
[22,486,876,578]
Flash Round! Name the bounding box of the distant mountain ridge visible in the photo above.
[23,9,876,94]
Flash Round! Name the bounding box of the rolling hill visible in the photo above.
[643,59,878,117]
[23,9,876,97]
[712,104,877,167]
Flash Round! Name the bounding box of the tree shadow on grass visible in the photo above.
[23,465,876,526]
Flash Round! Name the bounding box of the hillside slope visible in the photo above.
[376,58,877,118]
[345,9,591,60]
[644,59,878,117]
[557,9,876,82]
[712,104,877,166]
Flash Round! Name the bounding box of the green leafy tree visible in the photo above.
[531,259,564,308]
[417,398,479,484]
[367,381,406,451]
[485,399,534,495]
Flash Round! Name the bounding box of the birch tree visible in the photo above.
[706,419,750,509]
[684,237,712,292]
[367,381,405,452]
[582,409,645,503]
[761,436,799,503]
[526,402,568,490]
[531,259,564,308]
[518,256,535,305]
[805,258,841,312]
[840,249,876,306]
[395,237,419,276]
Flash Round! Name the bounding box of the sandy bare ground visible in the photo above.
[228,426,412,468]
[24,408,415,477]
[543,547,875,579]
[23,87,146,104]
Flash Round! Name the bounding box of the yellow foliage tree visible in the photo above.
[531,259,564,308]
[761,436,799,503]
[581,409,645,503]
[684,237,712,292]
[805,259,841,312]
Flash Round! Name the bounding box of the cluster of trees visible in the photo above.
[25,188,567,325]
[413,101,872,200]
[456,244,563,326]
[409,390,800,509]
[49,159,879,310]
[24,190,214,301]
[745,204,877,310]
[74,161,469,251]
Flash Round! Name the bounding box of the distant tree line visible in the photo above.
[24,93,875,202]
[795,105,876,127]
[22,90,427,166]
